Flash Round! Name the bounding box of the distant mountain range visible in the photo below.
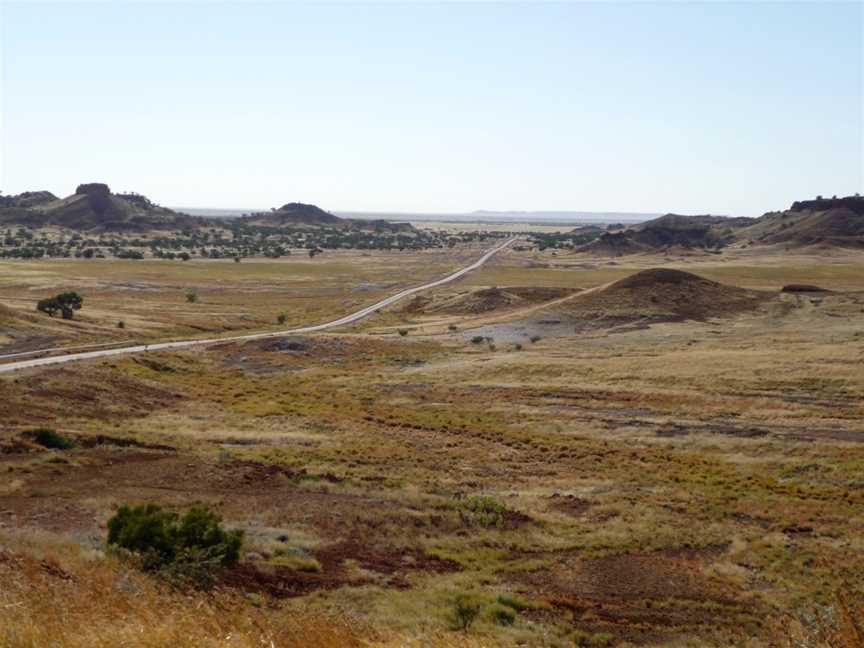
[3,186,861,251]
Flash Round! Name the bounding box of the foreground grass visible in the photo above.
[0,532,507,648]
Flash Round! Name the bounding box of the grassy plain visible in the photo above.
[1,241,862,647]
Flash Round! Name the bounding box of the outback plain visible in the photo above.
[1,196,863,648]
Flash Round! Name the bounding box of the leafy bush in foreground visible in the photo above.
[107,504,243,587]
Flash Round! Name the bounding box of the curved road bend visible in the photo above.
[0,238,515,374]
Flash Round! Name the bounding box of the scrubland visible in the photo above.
[0,243,862,647]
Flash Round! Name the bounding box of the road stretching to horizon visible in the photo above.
[0,238,516,374]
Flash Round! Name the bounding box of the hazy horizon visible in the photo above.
[1,2,861,216]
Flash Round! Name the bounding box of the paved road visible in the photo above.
[0,239,515,374]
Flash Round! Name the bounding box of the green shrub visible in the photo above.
[529,335,541,343]
[488,604,515,626]
[185,290,197,303]
[470,336,485,344]
[448,324,458,332]
[26,427,74,450]
[460,496,506,529]
[451,593,482,632]
[398,329,408,337]
[277,313,287,325]
[107,504,243,585]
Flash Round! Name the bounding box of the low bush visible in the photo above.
[398,329,408,337]
[529,335,541,343]
[451,593,482,632]
[470,335,485,344]
[460,496,507,529]
[277,313,287,325]
[107,504,243,588]
[26,427,74,450]
[488,603,515,626]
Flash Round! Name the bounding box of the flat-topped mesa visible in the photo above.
[75,182,111,197]
[75,182,112,215]
[789,195,864,215]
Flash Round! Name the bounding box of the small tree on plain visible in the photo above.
[37,292,83,320]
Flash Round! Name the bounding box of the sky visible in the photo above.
[0,1,861,216]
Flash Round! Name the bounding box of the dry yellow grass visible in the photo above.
[0,533,504,648]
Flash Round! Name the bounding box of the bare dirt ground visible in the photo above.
[1,243,863,646]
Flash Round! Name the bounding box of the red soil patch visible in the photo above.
[512,545,755,642]
[223,539,460,598]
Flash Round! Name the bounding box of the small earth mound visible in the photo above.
[406,286,575,315]
[552,269,769,323]
[781,284,831,293]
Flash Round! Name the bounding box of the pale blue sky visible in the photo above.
[1,1,861,215]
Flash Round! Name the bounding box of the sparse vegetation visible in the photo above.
[1,238,863,646]
[185,290,197,303]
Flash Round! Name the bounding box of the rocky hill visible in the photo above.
[735,195,864,249]
[0,184,204,232]
[242,202,415,233]
[575,195,864,255]
[0,190,59,208]
[577,214,749,256]
[242,202,345,228]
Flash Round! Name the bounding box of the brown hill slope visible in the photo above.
[577,214,752,256]
[738,197,864,249]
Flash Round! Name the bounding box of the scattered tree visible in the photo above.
[36,291,83,319]
[185,290,197,303]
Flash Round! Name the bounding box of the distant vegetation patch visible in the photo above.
[24,427,75,450]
